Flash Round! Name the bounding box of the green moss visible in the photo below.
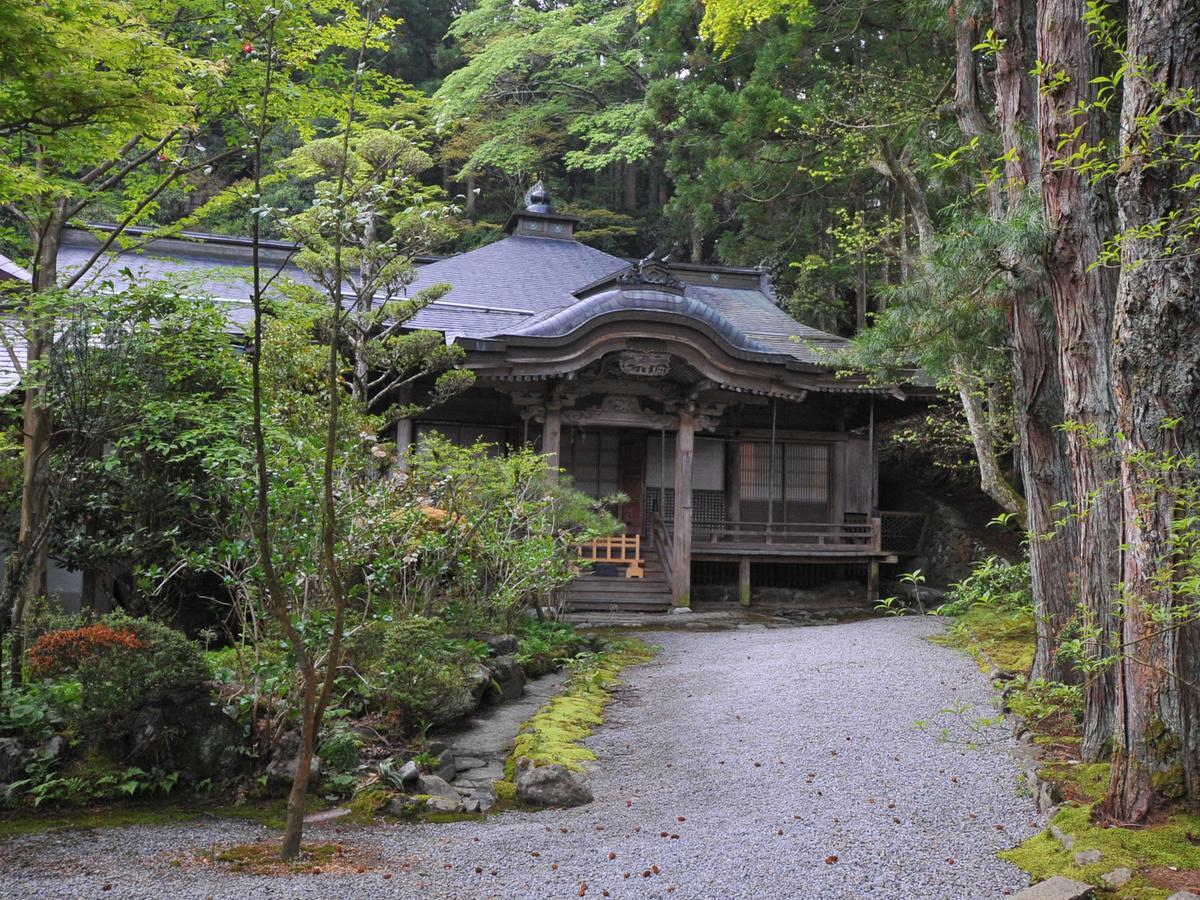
[501,640,653,792]
[0,803,193,838]
[1002,803,1200,899]
[1037,762,1110,804]
[344,786,394,824]
[931,605,1036,675]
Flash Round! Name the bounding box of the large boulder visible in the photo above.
[0,738,28,783]
[514,759,593,808]
[128,691,246,783]
[264,731,322,796]
[486,654,526,703]
[481,634,518,656]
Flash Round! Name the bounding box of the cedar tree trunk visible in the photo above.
[1037,0,1122,759]
[994,0,1080,683]
[1106,0,1200,820]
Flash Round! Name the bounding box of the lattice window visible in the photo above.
[740,442,830,504]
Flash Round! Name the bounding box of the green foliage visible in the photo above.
[0,679,79,741]
[516,619,590,676]
[360,616,486,731]
[316,730,361,774]
[26,614,206,743]
[943,556,1034,617]
[1005,678,1083,729]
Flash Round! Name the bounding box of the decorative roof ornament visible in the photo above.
[524,179,553,214]
[617,252,682,292]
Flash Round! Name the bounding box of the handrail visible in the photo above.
[692,517,883,552]
[651,513,673,586]
[579,534,645,578]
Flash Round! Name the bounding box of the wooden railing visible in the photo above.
[651,513,673,587]
[691,517,883,552]
[579,534,645,578]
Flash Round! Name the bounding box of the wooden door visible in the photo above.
[617,432,646,534]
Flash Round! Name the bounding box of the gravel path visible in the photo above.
[0,617,1040,899]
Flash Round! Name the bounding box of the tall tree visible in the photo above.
[1036,0,1122,759]
[0,0,222,683]
[1105,0,1200,820]
[991,0,1079,683]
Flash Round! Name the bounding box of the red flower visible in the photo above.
[242,42,254,54]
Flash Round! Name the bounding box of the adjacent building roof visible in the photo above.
[27,187,877,396]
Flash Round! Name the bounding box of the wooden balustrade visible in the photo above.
[689,517,883,552]
[579,534,645,577]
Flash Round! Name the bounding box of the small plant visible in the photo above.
[316,730,362,773]
[411,750,439,771]
[899,569,928,615]
[875,595,909,617]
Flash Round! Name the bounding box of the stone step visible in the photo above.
[1010,876,1094,900]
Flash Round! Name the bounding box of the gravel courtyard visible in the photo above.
[0,617,1040,899]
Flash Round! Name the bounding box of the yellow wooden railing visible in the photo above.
[579,534,644,578]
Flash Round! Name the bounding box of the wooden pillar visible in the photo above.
[394,386,413,476]
[671,409,695,607]
[867,560,880,605]
[543,402,562,482]
[739,558,751,607]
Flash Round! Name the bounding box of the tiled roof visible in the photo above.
[50,226,852,367]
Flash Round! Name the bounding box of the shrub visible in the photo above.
[516,619,589,676]
[361,616,488,733]
[942,555,1033,616]
[26,614,206,739]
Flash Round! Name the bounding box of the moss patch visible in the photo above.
[930,606,1036,675]
[1037,762,1110,805]
[1001,803,1200,898]
[502,639,653,791]
[0,802,195,839]
[194,840,374,875]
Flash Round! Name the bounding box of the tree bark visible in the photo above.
[1105,0,1200,821]
[1037,0,1122,760]
[993,0,1080,684]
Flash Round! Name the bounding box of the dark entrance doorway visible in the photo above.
[617,431,646,534]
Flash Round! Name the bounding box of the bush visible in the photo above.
[362,616,488,733]
[516,619,590,676]
[942,555,1033,616]
[26,614,207,740]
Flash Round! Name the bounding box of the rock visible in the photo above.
[416,773,461,806]
[670,607,692,615]
[0,738,27,782]
[264,731,321,796]
[481,634,518,656]
[1073,849,1103,866]
[379,757,420,789]
[486,654,526,703]
[1010,875,1095,899]
[514,758,593,808]
[1036,779,1062,814]
[1050,824,1075,851]
[425,794,461,813]
[1167,892,1200,900]
[465,663,492,706]
[385,795,422,819]
[426,740,450,756]
[434,748,457,782]
[43,735,65,761]
[1100,868,1132,889]
[469,785,497,813]
[454,756,487,771]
